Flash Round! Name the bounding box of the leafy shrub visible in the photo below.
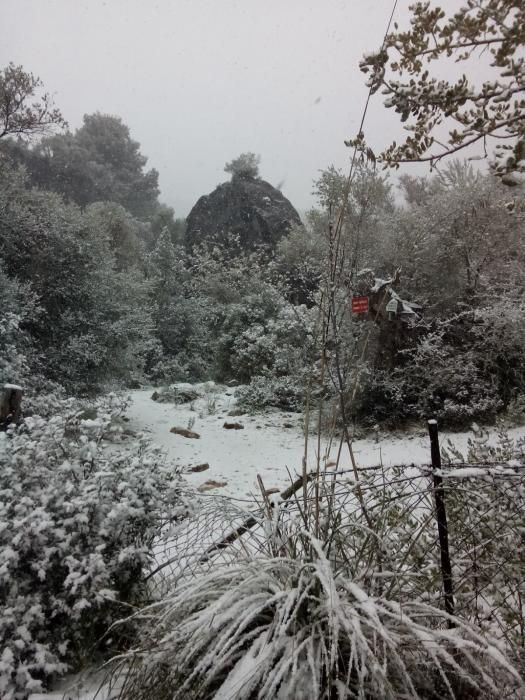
[0,394,190,699]
[235,376,305,412]
[146,355,191,385]
[0,160,155,396]
[0,266,39,387]
[355,367,406,428]
[217,298,315,387]
[470,300,525,409]
[359,326,504,428]
[151,384,201,404]
[214,289,285,383]
[399,330,505,427]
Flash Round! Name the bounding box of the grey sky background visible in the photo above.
[2,0,480,216]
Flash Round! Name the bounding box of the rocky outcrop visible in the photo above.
[223,421,244,430]
[185,176,301,252]
[152,386,200,404]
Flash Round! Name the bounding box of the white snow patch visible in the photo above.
[28,668,112,700]
[125,387,525,498]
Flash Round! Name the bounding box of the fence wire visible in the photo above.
[149,461,525,647]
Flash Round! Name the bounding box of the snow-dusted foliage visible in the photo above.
[0,158,154,394]
[343,163,525,428]
[0,394,190,699]
[357,1,525,178]
[218,297,315,409]
[146,235,316,396]
[235,375,305,412]
[362,329,503,427]
[0,266,36,387]
[359,298,525,428]
[114,539,522,700]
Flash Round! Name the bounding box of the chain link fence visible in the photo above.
[149,450,525,648]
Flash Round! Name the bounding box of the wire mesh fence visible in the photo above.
[147,495,263,597]
[149,453,525,647]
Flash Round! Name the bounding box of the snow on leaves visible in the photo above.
[357,1,525,178]
[0,394,189,699]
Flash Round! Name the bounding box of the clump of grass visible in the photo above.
[111,532,522,700]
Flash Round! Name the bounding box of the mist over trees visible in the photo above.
[2,113,161,220]
[1,63,524,425]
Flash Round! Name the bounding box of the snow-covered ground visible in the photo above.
[126,385,305,498]
[125,384,525,499]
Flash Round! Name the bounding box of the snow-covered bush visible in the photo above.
[0,266,38,388]
[146,354,190,385]
[0,160,155,395]
[354,367,406,427]
[0,394,190,699]
[470,299,525,409]
[275,222,325,307]
[214,288,288,382]
[359,326,504,428]
[441,428,525,647]
[229,303,314,381]
[215,297,314,410]
[235,375,305,412]
[114,539,522,700]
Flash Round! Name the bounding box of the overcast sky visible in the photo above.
[2,0,472,216]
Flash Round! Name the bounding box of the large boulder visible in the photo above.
[185,175,302,252]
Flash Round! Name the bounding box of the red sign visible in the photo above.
[352,296,369,314]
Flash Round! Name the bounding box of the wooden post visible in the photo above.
[428,419,455,625]
[0,384,23,429]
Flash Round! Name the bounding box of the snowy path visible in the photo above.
[125,385,525,603]
[125,386,307,498]
[124,385,517,499]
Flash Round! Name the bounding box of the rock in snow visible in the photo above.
[170,426,200,439]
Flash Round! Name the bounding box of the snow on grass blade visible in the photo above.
[112,546,523,700]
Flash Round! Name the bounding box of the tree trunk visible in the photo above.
[0,384,23,429]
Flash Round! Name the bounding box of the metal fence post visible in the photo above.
[428,419,455,625]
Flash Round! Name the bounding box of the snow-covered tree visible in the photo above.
[224,152,260,179]
[0,160,154,392]
[0,395,190,699]
[357,0,525,182]
[0,63,66,140]
[0,266,38,387]
[388,162,525,312]
[84,201,146,271]
[3,113,161,220]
